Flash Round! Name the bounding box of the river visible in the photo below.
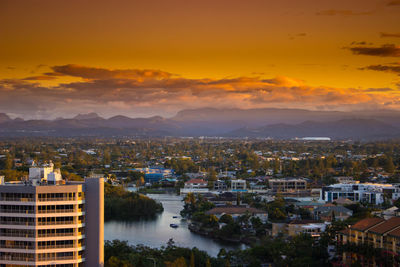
[104,192,246,257]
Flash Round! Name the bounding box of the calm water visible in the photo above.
[104,191,246,257]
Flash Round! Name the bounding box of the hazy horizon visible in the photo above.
[2,106,400,121]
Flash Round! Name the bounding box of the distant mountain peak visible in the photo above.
[0,108,399,140]
[0,113,11,123]
[107,115,131,120]
[73,112,101,120]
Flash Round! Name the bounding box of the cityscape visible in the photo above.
[1,0,400,266]
[0,139,400,266]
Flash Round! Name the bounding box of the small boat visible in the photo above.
[172,216,178,218]
[170,224,179,228]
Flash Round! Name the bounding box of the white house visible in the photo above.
[180,179,209,194]
[231,179,247,191]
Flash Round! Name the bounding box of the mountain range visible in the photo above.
[1,108,400,140]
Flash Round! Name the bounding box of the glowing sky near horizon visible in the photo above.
[0,0,400,119]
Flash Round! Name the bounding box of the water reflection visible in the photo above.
[104,192,246,257]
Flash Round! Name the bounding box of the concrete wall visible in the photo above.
[84,177,104,267]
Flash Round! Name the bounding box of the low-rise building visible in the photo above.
[337,217,400,265]
[184,179,208,189]
[185,172,208,179]
[334,176,355,184]
[180,179,209,194]
[231,179,246,191]
[372,206,400,220]
[144,173,164,183]
[131,167,174,184]
[269,178,307,193]
[271,223,286,237]
[213,180,228,191]
[208,192,239,206]
[217,171,236,179]
[313,205,353,221]
[271,220,327,238]
[287,220,327,238]
[205,206,268,223]
[322,183,400,205]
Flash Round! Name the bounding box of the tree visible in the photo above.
[331,210,336,222]
[136,177,145,187]
[61,170,83,181]
[372,158,379,169]
[184,193,196,206]
[165,257,187,267]
[271,208,286,221]
[106,256,132,267]
[385,156,395,173]
[5,154,13,170]
[218,222,241,239]
[208,168,217,181]
[103,149,111,165]
[273,158,280,175]
[190,251,195,267]
[219,214,234,224]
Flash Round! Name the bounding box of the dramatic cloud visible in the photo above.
[361,63,400,75]
[51,64,173,80]
[22,75,57,81]
[381,32,400,38]
[0,65,399,119]
[350,41,373,45]
[364,88,395,92]
[316,9,372,16]
[387,0,400,6]
[348,44,400,57]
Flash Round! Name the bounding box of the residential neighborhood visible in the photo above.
[1,138,400,266]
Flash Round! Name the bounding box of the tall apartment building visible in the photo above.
[0,163,104,267]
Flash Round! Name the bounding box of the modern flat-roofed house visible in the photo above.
[213,180,228,191]
[268,178,307,193]
[231,180,247,191]
[0,164,104,267]
[322,183,400,205]
[144,173,164,184]
[287,220,327,238]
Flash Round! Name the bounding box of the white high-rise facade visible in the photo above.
[0,165,104,267]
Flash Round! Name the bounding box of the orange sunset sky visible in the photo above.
[0,0,399,119]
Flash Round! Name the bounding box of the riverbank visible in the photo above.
[105,184,163,221]
[138,187,177,194]
[188,222,260,246]
[188,223,240,243]
[104,193,246,257]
